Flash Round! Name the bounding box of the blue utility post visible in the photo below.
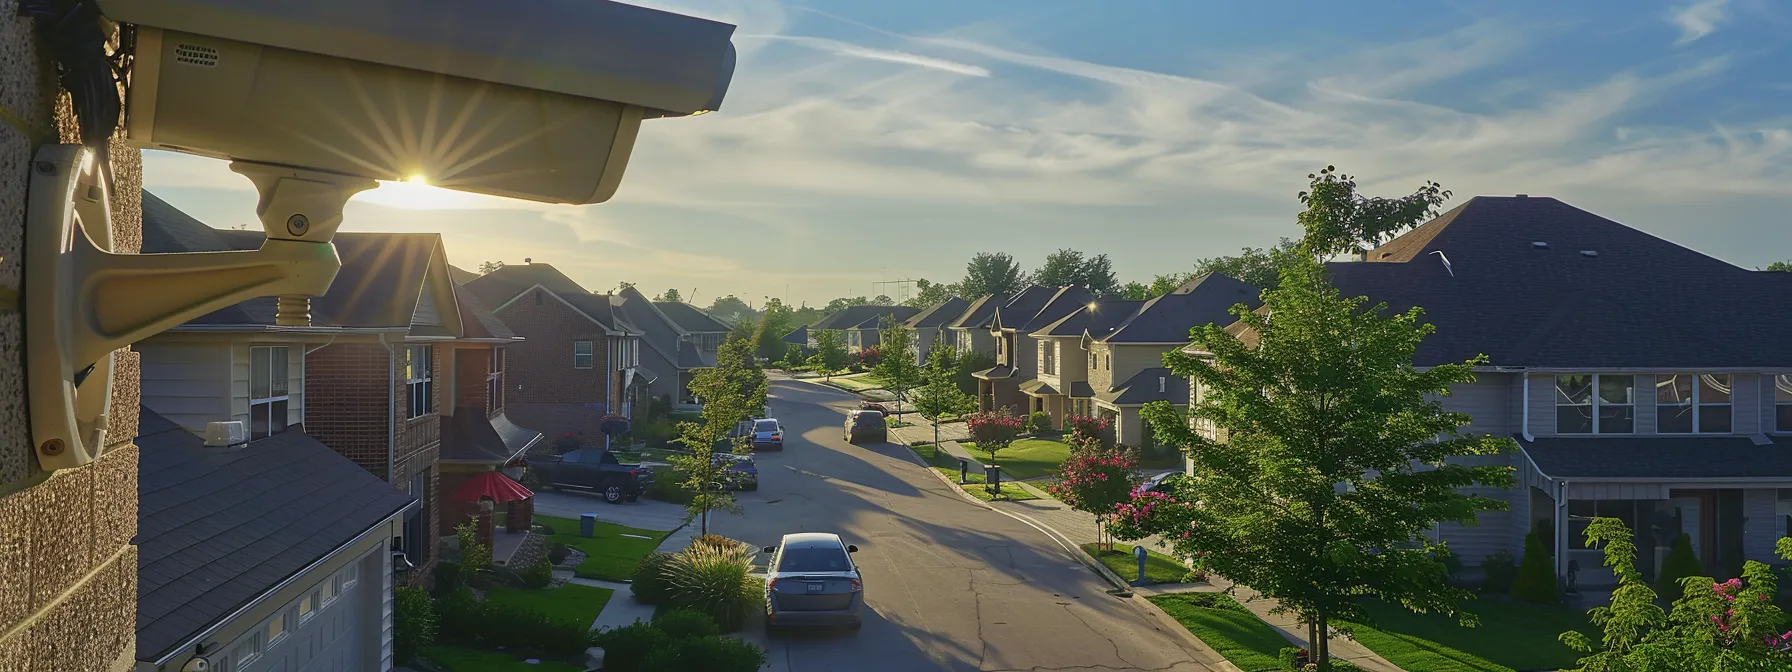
[1134,545,1149,585]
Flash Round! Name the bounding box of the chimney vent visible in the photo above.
[1580,250,1599,258]
[1532,241,1549,249]
[203,421,248,448]
[524,257,533,264]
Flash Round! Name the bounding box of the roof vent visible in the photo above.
[524,257,533,264]
[1532,241,1549,249]
[203,421,248,448]
[1580,250,1598,258]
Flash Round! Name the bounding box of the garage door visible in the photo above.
[221,555,370,672]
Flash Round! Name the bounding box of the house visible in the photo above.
[134,407,415,672]
[462,262,649,443]
[1029,298,1146,429]
[437,291,546,554]
[903,296,971,365]
[947,292,1006,357]
[1074,274,1258,447]
[974,286,1096,414]
[803,304,922,352]
[1208,194,1792,589]
[611,285,734,409]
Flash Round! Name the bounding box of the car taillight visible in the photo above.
[767,578,780,592]
[771,433,782,441]
[849,579,863,592]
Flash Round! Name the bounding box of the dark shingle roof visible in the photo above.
[1101,274,1259,344]
[449,265,481,285]
[1019,378,1058,396]
[676,340,715,368]
[904,297,970,329]
[972,364,1014,380]
[441,409,542,463]
[654,301,733,333]
[782,325,809,345]
[614,286,682,366]
[1016,286,1097,332]
[1521,435,1792,480]
[135,408,414,662]
[948,293,1005,330]
[1096,367,1189,406]
[461,262,590,307]
[1034,300,1145,338]
[1069,381,1095,398]
[457,291,516,340]
[1326,195,1792,368]
[992,286,1053,329]
[810,305,919,330]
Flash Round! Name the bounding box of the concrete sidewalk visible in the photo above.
[889,419,969,445]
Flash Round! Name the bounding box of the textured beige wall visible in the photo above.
[1,6,142,670]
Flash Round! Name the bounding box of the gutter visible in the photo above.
[150,501,416,666]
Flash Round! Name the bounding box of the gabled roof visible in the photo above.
[991,285,1054,330]
[456,291,517,341]
[1325,195,1792,368]
[135,407,414,664]
[460,262,589,307]
[904,296,970,329]
[143,191,461,334]
[948,293,1005,330]
[1034,299,1146,338]
[449,264,481,285]
[781,324,809,345]
[810,305,919,330]
[1095,367,1189,406]
[1017,286,1097,332]
[1100,274,1259,344]
[613,285,685,367]
[676,339,715,368]
[440,409,543,464]
[654,301,733,334]
[1521,435,1792,481]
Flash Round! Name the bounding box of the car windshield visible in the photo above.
[777,547,853,573]
[754,420,778,432]
[853,413,883,428]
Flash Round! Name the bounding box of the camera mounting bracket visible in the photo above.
[25,144,375,471]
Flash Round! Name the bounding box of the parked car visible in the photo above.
[748,418,785,451]
[858,401,889,415]
[524,448,652,503]
[1135,471,1185,496]
[716,452,758,491]
[843,410,887,444]
[763,533,863,631]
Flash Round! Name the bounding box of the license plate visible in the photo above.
[806,583,824,594]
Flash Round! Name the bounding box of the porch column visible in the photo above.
[506,497,532,533]
[477,499,495,549]
[1555,481,1570,581]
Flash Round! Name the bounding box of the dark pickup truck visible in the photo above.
[525,448,652,503]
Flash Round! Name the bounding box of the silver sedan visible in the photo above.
[762,533,863,631]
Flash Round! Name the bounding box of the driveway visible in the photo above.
[702,375,1225,672]
[533,489,690,532]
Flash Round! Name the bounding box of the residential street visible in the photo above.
[695,376,1227,672]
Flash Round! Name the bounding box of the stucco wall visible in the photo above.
[0,8,141,670]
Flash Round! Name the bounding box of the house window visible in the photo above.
[1776,375,1792,432]
[342,562,359,588]
[1555,375,1633,434]
[1656,373,1733,433]
[298,592,315,621]
[229,632,262,668]
[266,610,287,645]
[1041,342,1055,374]
[1089,352,1096,369]
[488,348,505,414]
[403,471,429,564]
[321,574,340,605]
[405,346,433,419]
[573,341,594,369]
[249,346,290,439]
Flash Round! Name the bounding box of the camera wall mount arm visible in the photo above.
[26,144,375,471]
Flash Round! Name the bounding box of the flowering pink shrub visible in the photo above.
[1049,438,1139,549]
[1066,415,1110,444]
[966,408,1024,454]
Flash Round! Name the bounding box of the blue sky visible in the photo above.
[144,0,1792,307]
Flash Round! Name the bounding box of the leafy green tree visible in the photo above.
[1510,533,1559,604]
[807,329,849,380]
[1766,261,1792,272]
[656,288,683,302]
[751,302,794,362]
[959,252,1027,297]
[1033,248,1122,297]
[872,294,894,305]
[1190,239,1299,291]
[905,278,954,308]
[1148,273,1192,298]
[1120,168,1507,669]
[954,350,995,396]
[873,324,926,406]
[911,347,977,446]
[823,296,871,313]
[1296,165,1449,258]
[1560,519,1792,671]
[1120,281,1149,301]
[1049,436,1140,551]
[1654,533,1703,595]
[707,295,757,325]
[477,260,505,274]
[673,338,767,534]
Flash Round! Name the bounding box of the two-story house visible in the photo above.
[947,292,1005,357]
[437,291,545,550]
[807,305,922,352]
[612,285,736,410]
[975,286,1095,414]
[904,296,971,366]
[652,299,735,407]
[1218,195,1792,589]
[1028,298,1145,429]
[462,262,647,445]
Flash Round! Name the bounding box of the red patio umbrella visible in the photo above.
[452,471,533,504]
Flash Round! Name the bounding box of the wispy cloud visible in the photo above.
[1672,0,1728,45]
[743,35,990,76]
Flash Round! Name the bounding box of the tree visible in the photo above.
[959,252,1027,297]
[1148,273,1193,298]
[751,302,794,362]
[911,347,977,447]
[1510,533,1558,604]
[1111,168,1508,670]
[872,294,894,305]
[1766,261,1792,272]
[965,408,1024,491]
[673,339,768,535]
[1190,238,1299,291]
[954,350,995,396]
[1033,248,1122,297]
[1049,436,1139,551]
[1560,519,1792,671]
[478,260,505,274]
[905,278,953,308]
[708,295,757,325]
[873,324,926,406]
[614,281,636,292]
[1120,281,1149,301]
[1655,533,1703,595]
[1297,165,1450,259]
[807,329,849,380]
[656,288,683,302]
[823,296,871,313]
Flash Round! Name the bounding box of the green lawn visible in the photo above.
[1082,543,1191,584]
[484,583,614,628]
[913,444,1037,501]
[536,515,673,581]
[1339,598,1597,672]
[421,645,584,672]
[1148,592,1290,672]
[962,438,1073,480]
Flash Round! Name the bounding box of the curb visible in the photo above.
[900,443,1137,597]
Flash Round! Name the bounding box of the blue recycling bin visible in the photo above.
[580,512,598,538]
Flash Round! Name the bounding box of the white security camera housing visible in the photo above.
[105,0,738,204]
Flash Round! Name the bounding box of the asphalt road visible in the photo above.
[703,377,1221,672]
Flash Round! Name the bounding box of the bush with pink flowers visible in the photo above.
[1048,436,1139,550]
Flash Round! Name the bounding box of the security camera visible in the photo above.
[104,0,738,205]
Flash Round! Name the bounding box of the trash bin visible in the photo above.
[983,465,1001,491]
[580,512,598,538]
[957,458,969,484]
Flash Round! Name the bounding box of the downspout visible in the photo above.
[1555,479,1570,580]
[1520,371,1535,442]
[381,332,398,483]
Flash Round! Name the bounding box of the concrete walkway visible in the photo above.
[889,419,969,445]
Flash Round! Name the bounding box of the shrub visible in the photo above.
[630,552,677,605]
[433,560,463,597]
[393,586,436,664]
[433,587,483,643]
[1026,410,1051,434]
[652,609,721,639]
[1655,533,1703,597]
[519,554,554,589]
[1510,532,1558,604]
[639,635,767,672]
[1066,415,1110,443]
[547,542,570,565]
[664,540,759,631]
[966,408,1024,462]
[1479,550,1517,594]
[456,522,492,574]
[592,621,674,672]
[856,345,883,369]
[634,416,678,446]
[644,467,694,504]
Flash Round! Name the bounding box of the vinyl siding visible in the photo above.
[1107,344,1173,391]
[1013,332,1039,378]
[1761,374,1779,433]
[1444,375,1513,437]
[380,541,394,670]
[1056,337,1088,385]
[1743,489,1779,562]
[138,341,232,431]
[1526,374,1553,438]
[1734,373,1760,435]
[1435,486,1513,565]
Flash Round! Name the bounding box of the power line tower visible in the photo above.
[872,278,917,305]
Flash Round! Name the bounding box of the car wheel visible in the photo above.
[603,485,624,503]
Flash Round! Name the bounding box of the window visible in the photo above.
[405,346,433,419]
[402,471,429,564]
[1041,342,1055,374]
[1089,352,1096,369]
[488,348,505,413]
[1555,375,1633,434]
[1656,374,1732,433]
[298,592,315,621]
[342,562,359,588]
[266,610,287,645]
[573,341,594,369]
[249,346,290,439]
[1778,375,1792,432]
[230,632,262,668]
[321,575,339,605]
